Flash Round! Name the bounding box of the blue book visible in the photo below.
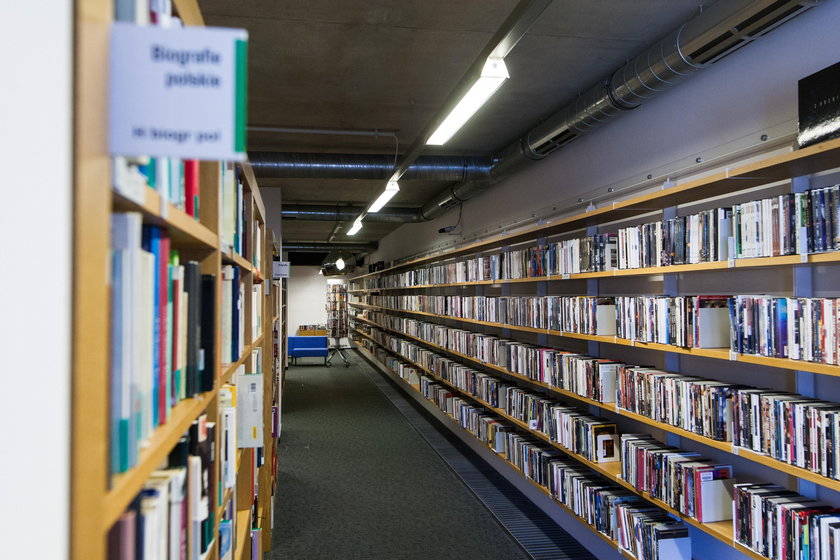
[231,266,240,362]
[142,225,163,429]
[110,249,125,474]
[219,520,232,560]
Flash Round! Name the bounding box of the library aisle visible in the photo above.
[271,357,532,560]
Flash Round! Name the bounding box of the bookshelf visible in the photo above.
[350,138,840,560]
[72,2,279,559]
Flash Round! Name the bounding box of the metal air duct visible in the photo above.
[419,0,820,220]
[281,204,424,223]
[283,241,378,253]
[250,152,493,182]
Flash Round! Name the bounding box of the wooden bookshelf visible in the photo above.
[71,2,279,559]
[358,311,840,494]
[357,328,783,560]
[349,139,840,559]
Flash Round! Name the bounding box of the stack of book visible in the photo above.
[110,212,215,475]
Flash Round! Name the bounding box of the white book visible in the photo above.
[236,373,263,448]
[221,265,234,364]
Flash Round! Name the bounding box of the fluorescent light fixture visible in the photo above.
[335,257,345,270]
[347,218,363,236]
[368,181,400,213]
[426,57,509,146]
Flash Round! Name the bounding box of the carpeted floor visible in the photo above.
[269,355,530,560]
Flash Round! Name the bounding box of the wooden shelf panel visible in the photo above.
[103,391,214,529]
[234,508,251,560]
[351,137,840,281]
[356,317,840,494]
[113,187,218,249]
[172,0,204,25]
[223,248,253,272]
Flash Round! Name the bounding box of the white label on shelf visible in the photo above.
[109,23,249,160]
[562,273,570,280]
[799,226,809,263]
[729,350,737,361]
[529,419,538,430]
[728,236,736,267]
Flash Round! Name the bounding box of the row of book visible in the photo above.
[107,413,218,560]
[353,183,840,291]
[365,310,619,403]
[107,367,267,560]
[111,213,216,475]
[221,265,245,366]
[220,162,247,257]
[615,295,730,348]
[729,295,840,364]
[734,483,840,560]
[365,325,734,525]
[366,294,616,335]
[365,292,840,365]
[361,311,840,481]
[621,434,734,523]
[360,341,693,560]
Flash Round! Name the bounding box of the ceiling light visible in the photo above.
[426,57,509,146]
[335,257,345,270]
[347,217,363,236]
[368,181,400,213]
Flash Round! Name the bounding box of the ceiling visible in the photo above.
[199,0,717,252]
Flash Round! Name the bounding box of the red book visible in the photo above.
[184,160,199,217]
[158,236,170,424]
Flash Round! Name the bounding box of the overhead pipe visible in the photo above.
[254,1,820,224]
[250,152,493,182]
[418,0,822,219]
[281,204,424,223]
[282,241,377,253]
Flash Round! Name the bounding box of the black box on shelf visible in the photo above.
[798,60,840,148]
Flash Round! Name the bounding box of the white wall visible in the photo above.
[0,1,72,559]
[287,265,330,336]
[374,1,840,263]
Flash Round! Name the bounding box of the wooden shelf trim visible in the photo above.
[354,318,840,494]
[350,137,840,282]
[172,0,204,25]
[223,248,254,272]
[103,391,214,528]
[113,187,218,249]
[234,508,251,560]
[353,303,840,377]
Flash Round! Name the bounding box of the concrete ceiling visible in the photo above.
[200,0,716,251]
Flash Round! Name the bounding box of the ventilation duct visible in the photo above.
[281,205,424,223]
[250,152,493,182]
[251,1,820,224]
[419,0,820,220]
[283,241,378,253]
